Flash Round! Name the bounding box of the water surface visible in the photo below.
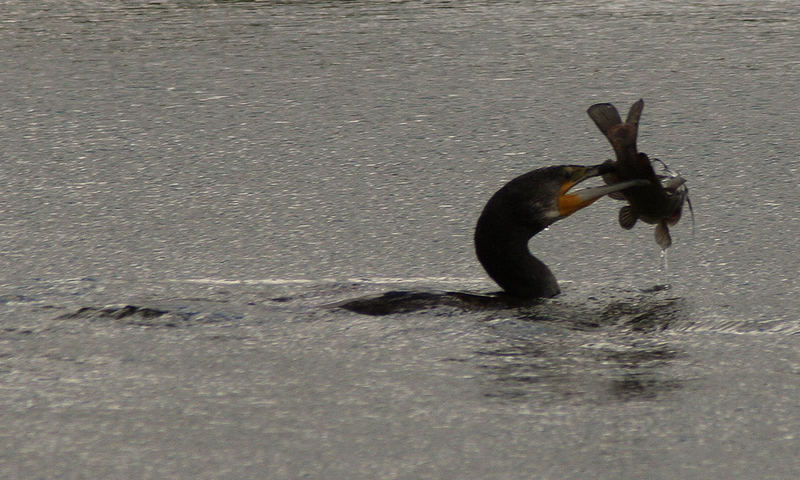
[1,1,798,478]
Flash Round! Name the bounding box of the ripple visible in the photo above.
[56,304,236,327]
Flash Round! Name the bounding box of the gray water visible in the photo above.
[1,1,799,478]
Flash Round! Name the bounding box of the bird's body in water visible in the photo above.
[474,164,646,299]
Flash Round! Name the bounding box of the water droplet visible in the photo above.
[660,249,670,285]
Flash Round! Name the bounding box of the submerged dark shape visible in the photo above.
[587,99,690,249]
[337,289,536,316]
[474,164,646,298]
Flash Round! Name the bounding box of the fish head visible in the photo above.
[665,186,689,226]
[663,175,687,192]
[657,167,691,226]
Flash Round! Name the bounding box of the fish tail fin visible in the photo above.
[655,221,672,249]
[625,99,644,127]
[619,206,637,229]
[587,100,642,154]
[587,103,622,137]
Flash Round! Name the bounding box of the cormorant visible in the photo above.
[337,163,646,315]
[475,164,645,298]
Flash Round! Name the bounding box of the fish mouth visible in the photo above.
[557,164,649,217]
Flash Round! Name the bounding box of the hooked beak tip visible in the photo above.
[592,160,618,176]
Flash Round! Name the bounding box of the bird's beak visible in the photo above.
[557,164,648,217]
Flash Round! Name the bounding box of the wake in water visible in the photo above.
[8,276,796,336]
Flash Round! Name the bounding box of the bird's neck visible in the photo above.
[474,217,560,299]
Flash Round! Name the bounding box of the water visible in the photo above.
[1,1,799,478]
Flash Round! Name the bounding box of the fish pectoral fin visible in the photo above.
[608,191,627,201]
[655,222,672,249]
[619,206,637,229]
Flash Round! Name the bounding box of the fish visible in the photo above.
[587,99,690,249]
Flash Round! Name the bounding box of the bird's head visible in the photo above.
[477,163,649,233]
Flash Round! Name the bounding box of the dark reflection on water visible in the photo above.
[476,293,688,403]
[339,285,691,402]
[601,346,683,401]
[599,295,686,332]
[478,338,684,403]
[608,373,683,402]
[502,292,688,332]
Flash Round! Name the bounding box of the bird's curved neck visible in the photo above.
[474,215,560,299]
